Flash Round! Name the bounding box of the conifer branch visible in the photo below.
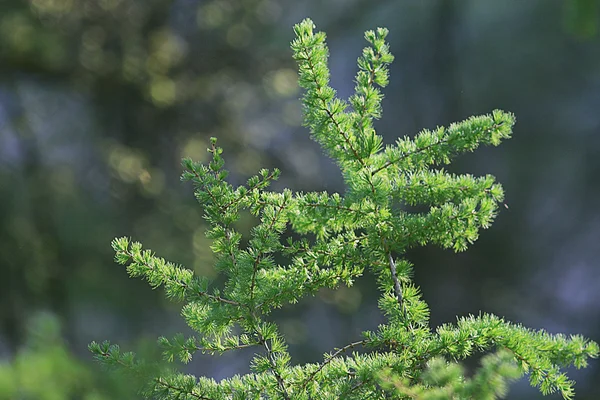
[371,118,511,177]
[371,135,452,177]
[115,241,243,308]
[92,18,597,400]
[298,47,367,170]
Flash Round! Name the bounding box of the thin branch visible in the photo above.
[154,377,211,400]
[195,288,242,307]
[249,197,288,304]
[196,341,260,355]
[324,107,367,170]
[300,339,367,392]
[345,376,368,397]
[379,236,412,331]
[97,350,211,400]
[388,253,403,309]
[257,332,291,400]
[219,170,280,212]
[256,198,372,219]
[189,167,222,211]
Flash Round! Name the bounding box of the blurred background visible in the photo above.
[1,0,599,398]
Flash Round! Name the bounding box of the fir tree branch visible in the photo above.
[371,116,512,177]
[349,28,391,161]
[298,46,367,171]
[393,170,501,207]
[371,134,453,177]
[120,246,242,307]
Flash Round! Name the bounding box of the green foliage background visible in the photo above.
[1,1,599,399]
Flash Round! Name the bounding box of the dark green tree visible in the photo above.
[89,18,598,399]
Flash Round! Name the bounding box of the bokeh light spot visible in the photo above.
[139,168,165,197]
[197,2,227,29]
[31,0,74,15]
[108,144,148,183]
[282,101,302,126]
[227,24,252,48]
[150,77,177,107]
[49,165,76,197]
[264,69,299,98]
[149,29,187,70]
[280,319,307,344]
[173,205,202,231]
[232,149,264,176]
[333,285,362,314]
[82,26,106,50]
[180,137,208,161]
[193,228,216,278]
[99,0,123,11]
[1,14,35,53]
[255,0,282,24]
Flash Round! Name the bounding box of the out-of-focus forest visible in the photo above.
[0,0,599,398]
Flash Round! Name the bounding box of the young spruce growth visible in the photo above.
[90,19,598,399]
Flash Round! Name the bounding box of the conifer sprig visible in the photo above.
[90,18,598,399]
